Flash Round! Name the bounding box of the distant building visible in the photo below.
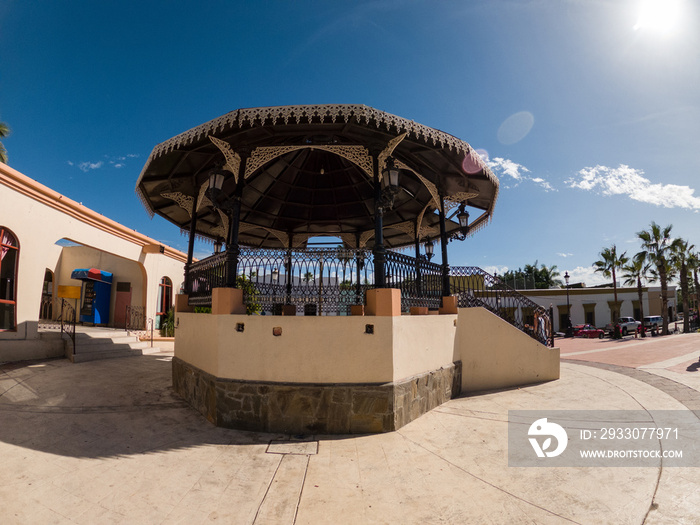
[522,285,676,331]
[0,162,186,362]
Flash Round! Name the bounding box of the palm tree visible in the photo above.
[689,251,700,325]
[622,252,650,325]
[0,121,10,164]
[637,222,675,335]
[670,239,694,333]
[593,244,629,321]
[536,262,562,288]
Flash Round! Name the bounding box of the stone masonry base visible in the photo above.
[172,357,462,434]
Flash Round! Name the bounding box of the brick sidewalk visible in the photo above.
[557,331,700,370]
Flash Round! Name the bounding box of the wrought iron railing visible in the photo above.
[39,297,76,354]
[384,250,443,310]
[187,248,374,315]
[449,266,552,346]
[184,249,553,345]
[239,248,373,316]
[125,305,146,331]
[188,252,228,306]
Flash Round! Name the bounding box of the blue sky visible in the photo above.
[2,0,698,285]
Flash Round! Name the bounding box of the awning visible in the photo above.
[71,268,113,284]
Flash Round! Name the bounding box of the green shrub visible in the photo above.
[191,277,261,315]
[160,309,175,337]
[237,275,261,315]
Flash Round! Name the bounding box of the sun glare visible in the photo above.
[633,0,683,36]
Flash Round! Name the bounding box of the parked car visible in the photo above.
[617,317,641,336]
[573,324,606,339]
[643,315,663,331]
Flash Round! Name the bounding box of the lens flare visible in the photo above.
[462,148,486,174]
[497,111,534,145]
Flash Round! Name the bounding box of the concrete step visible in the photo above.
[70,348,146,363]
[68,329,149,363]
[74,330,135,340]
[74,341,148,354]
[75,335,142,347]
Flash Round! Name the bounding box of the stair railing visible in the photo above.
[58,298,76,355]
[450,267,553,347]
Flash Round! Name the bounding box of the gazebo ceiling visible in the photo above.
[135,104,499,249]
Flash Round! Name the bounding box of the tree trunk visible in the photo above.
[681,262,689,333]
[612,267,618,319]
[694,269,700,323]
[660,265,669,336]
[637,276,644,323]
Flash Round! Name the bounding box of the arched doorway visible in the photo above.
[0,226,19,331]
[156,276,173,330]
[39,269,54,320]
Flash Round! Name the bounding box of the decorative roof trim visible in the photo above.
[160,192,193,217]
[245,144,373,179]
[148,104,481,160]
[209,136,241,182]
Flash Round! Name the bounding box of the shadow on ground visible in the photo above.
[0,356,283,459]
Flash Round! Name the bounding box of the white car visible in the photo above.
[643,315,663,331]
[617,317,641,336]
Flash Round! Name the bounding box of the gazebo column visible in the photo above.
[184,207,198,294]
[355,233,363,303]
[285,239,293,305]
[438,196,450,298]
[414,232,422,297]
[372,154,386,288]
[225,154,247,288]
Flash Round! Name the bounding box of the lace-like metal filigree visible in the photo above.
[160,192,193,216]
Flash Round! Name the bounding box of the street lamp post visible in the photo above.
[564,271,573,337]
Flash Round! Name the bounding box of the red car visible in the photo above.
[573,324,605,339]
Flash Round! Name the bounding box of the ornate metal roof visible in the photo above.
[135,104,499,249]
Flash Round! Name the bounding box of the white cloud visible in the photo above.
[557,252,574,258]
[531,177,555,191]
[483,265,509,276]
[487,157,529,180]
[486,157,556,192]
[70,153,140,172]
[565,265,609,287]
[567,164,700,209]
[78,161,103,172]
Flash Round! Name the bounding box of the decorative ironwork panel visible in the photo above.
[39,298,76,354]
[125,305,146,331]
[384,251,442,311]
[188,252,228,306]
[187,248,375,315]
[237,248,374,316]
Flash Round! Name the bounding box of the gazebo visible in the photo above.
[135,104,557,434]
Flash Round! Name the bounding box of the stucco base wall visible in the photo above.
[172,357,461,434]
[455,307,560,393]
[173,313,457,384]
[0,332,65,362]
